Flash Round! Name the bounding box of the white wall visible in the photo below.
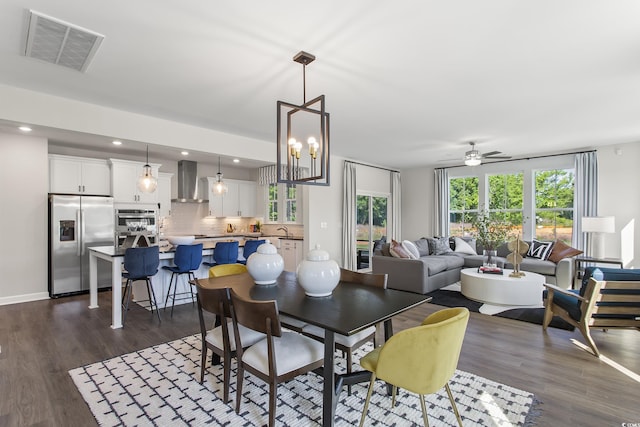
[0,133,49,304]
[598,142,639,267]
[401,143,640,267]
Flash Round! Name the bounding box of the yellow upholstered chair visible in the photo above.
[359,307,470,427]
[208,263,247,278]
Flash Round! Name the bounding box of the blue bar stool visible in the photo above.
[122,246,161,325]
[238,239,265,264]
[163,243,203,316]
[203,241,239,267]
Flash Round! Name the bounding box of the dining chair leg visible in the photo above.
[359,374,377,427]
[235,364,244,414]
[347,349,353,395]
[222,349,231,403]
[391,385,397,407]
[419,394,430,427]
[268,381,277,427]
[199,345,207,384]
[445,382,463,427]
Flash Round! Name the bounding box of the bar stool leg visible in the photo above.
[164,272,176,311]
[146,278,161,323]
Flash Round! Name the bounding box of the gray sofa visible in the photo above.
[372,238,574,294]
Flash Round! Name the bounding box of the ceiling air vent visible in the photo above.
[23,10,104,72]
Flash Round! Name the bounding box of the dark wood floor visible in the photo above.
[1,291,638,426]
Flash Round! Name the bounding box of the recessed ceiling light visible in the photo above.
[112,140,122,145]
[233,158,240,163]
[18,126,32,132]
[181,151,189,156]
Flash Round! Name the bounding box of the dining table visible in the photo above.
[194,271,432,427]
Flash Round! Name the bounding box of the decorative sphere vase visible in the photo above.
[246,241,284,285]
[296,245,340,297]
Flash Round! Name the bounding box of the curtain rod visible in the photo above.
[345,160,399,173]
[434,149,597,170]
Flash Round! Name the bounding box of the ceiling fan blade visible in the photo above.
[481,151,502,157]
[484,155,512,159]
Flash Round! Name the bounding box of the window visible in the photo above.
[447,161,575,243]
[266,183,299,223]
[449,177,478,236]
[535,169,574,243]
[488,173,524,235]
[356,194,388,270]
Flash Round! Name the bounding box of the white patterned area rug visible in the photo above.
[69,334,541,426]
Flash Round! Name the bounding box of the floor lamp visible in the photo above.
[581,216,615,259]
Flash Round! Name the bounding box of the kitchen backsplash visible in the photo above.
[160,202,303,237]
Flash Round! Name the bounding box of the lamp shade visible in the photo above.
[582,216,615,233]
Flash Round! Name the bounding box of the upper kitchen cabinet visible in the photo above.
[109,159,161,205]
[49,154,111,195]
[158,172,173,217]
[206,178,257,217]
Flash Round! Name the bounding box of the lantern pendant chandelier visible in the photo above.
[137,144,157,193]
[276,51,330,186]
[213,156,228,195]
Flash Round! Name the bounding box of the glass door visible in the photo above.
[356,194,388,271]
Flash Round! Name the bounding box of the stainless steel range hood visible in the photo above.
[172,160,208,203]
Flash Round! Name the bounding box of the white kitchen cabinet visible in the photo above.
[110,159,161,205]
[158,172,173,217]
[281,239,303,272]
[49,154,111,195]
[206,178,257,217]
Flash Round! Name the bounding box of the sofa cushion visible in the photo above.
[464,255,506,269]
[428,237,453,255]
[581,267,640,297]
[527,239,554,260]
[453,237,477,255]
[510,258,557,276]
[402,240,420,259]
[414,238,430,256]
[419,256,449,275]
[547,240,582,263]
[390,240,411,258]
[544,289,582,321]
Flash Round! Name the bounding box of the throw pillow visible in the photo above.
[380,242,391,257]
[389,240,411,259]
[453,236,477,255]
[414,238,430,256]
[430,236,453,255]
[527,239,554,260]
[402,240,420,259]
[548,240,583,263]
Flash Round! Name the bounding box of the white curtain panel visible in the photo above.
[434,168,449,237]
[342,162,357,270]
[391,171,402,241]
[574,151,598,252]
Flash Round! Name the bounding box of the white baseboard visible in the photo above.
[0,292,50,306]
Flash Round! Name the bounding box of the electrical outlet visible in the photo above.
[320,222,328,229]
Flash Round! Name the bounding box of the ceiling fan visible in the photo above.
[464,142,511,166]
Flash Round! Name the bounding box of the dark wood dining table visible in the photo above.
[194,271,431,427]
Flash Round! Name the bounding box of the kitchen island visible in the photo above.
[89,241,241,329]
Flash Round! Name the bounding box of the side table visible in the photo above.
[572,256,623,289]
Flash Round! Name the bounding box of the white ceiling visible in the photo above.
[1,0,640,169]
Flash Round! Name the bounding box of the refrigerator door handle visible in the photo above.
[80,209,87,256]
[76,209,82,256]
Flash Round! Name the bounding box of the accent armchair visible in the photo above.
[543,266,640,357]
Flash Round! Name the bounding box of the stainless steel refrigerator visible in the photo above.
[48,194,115,297]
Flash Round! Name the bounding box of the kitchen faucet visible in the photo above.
[277,226,290,239]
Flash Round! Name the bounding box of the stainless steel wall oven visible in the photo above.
[115,209,158,247]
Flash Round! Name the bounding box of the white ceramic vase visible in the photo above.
[246,241,284,285]
[296,245,340,297]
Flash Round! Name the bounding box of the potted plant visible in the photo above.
[469,210,515,266]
